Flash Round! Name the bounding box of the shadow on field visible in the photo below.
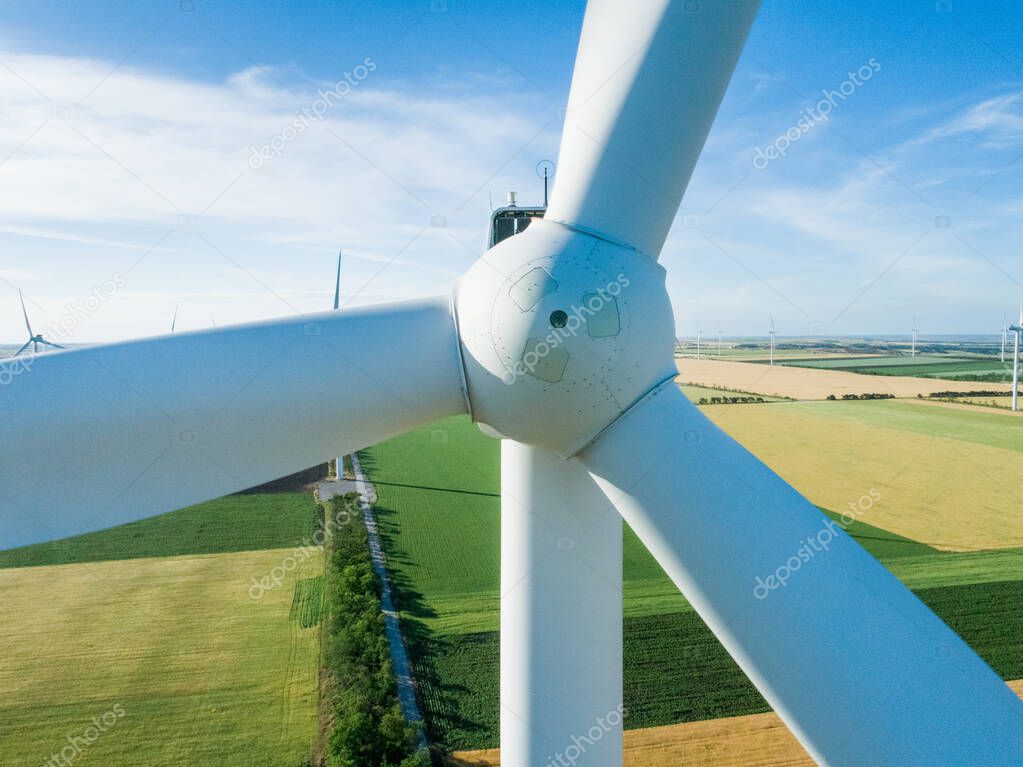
[370,484,499,750]
[372,480,499,499]
[237,463,329,494]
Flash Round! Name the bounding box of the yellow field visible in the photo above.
[450,682,1023,766]
[952,394,1018,410]
[676,358,1014,400]
[0,548,321,767]
[447,713,810,767]
[700,402,1023,550]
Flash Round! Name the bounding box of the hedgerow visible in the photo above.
[322,492,429,767]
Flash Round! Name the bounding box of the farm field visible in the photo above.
[771,354,969,369]
[0,483,325,766]
[703,399,1023,550]
[0,548,323,767]
[449,681,1023,767]
[676,357,1015,399]
[362,405,1023,755]
[774,354,1012,381]
[679,384,787,403]
[950,394,1018,410]
[0,491,321,569]
[676,345,880,362]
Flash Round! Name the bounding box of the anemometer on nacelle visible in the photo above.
[486,162,551,249]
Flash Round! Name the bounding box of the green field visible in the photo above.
[780,398,1023,455]
[0,487,326,766]
[775,354,1013,381]
[362,411,1023,752]
[0,547,323,767]
[0,492,321,569]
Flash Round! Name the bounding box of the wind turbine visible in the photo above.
[716,321,723,356]
[1002,314,1008,364]
[695,323,702,359]
[333,250,342,311]
[13,290,64,356]
[1011,305,1022,412]
[2,4,1022,766]
[769,314,776,366]
[911,316,918,357]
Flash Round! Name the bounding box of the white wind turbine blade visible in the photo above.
[578,382,1023,765]
[333,250,342,311]
[171,305,178,333]
[545,0,759,256]
[0,298,467,549]
[13,339,33,357]
[18,289,33,339]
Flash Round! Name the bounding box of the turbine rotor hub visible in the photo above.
[454,219,676,456]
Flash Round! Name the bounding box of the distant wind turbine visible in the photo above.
[1002,315,1008,364]
[911,317,918,358]
[14,290,64,356]
[696,324,702,359]
[716,322,722,357]
[333,250,342,311]
[1010,305,1022,413]
[769,314,776,366]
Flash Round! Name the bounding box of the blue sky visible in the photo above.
[1,0,1022,343]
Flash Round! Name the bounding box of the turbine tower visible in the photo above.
[716,321,723,357]
[1011,305,1022,413]
[695,323,702,359]
[911,316,918,357]
[769,314,776,366]
[13,290,64,356]
[3,4,1023,765]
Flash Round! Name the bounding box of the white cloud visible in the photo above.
[0,46,1019,343]
[0,49,561,341]
[923,92,1023,148]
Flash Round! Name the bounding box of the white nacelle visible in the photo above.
[454,218,676,456]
